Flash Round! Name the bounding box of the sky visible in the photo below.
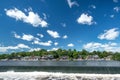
[0,0,120,53]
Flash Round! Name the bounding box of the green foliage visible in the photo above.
[97,51,111,58]
[0,49,119,61]
[49,51,59,59]
[80,49,88,59]
[0,54,10,59]
[73,52,79,59]
[112,52,120,61]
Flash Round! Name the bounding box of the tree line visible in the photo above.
[0,49,120,61]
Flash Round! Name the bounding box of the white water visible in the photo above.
[0,71,120,80]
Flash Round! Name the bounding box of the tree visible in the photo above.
[50,51,59,59]
[81,49,88,59]
[112,52,120,61]
[73,52,79,59]
[68,49,73,59]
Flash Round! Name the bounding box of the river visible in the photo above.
[0,60,120,80]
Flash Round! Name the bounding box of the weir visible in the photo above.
[0,72,120,80]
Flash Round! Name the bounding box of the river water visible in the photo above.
[0,60,120,80]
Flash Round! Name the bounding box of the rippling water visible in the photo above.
[0,60,120,74]
[0,61,120,80]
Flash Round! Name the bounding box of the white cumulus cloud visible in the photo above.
[54,42,58,46]
[47,30,60,38]
[114,6,120,12]
[0,44,30,52]
[98,28,119,40]
[83,42,120,52]
[67,0,79,8]
[5,8,48,27]
[13,32,40,41]
[17,44,30,49]
[13,32,21,38]
[51,48,59,51]
[77,13,96,25]
[32,40,52,46]
[29,48,41,52]
[22,34,35,41]
[37,33,44,38]
[63,35,68,39]
[67,43,74,47]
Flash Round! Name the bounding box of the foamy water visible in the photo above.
[0,71,120,80]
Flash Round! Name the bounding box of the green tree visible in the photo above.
[112,52,120,61]
[50,51,59,59]
[68,49,73,59]
[81,49,88,59]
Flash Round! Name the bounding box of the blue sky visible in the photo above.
[0,0,120,53]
